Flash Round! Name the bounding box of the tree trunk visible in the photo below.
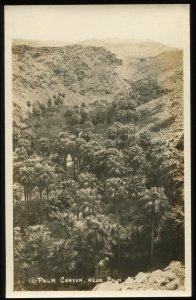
[64,155,67,171]
[26,190,29,225]
[24,187,26,203]
[77,157,80,173]
[115,204,119,226]
[78,157,81,174]
[24,187,29,228]
[73,157,76,179]
[46,188,49,201]
[116,133,119,146]
[115,204,121,269]
[95,255,99,277]
[150,221,154,268]
[39,190,43,225]
[29,190,31,202]
[26,191,29,206]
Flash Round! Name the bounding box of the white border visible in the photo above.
[5,4,191,298]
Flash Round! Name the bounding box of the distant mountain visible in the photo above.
[80,38,177,59]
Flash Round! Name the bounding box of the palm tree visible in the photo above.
[105,178,128,225]
[67,136,85,179]
[77,172,97,189]
[22,225,52,276]
[76,188,102,219]
[54,132,70,170]
[104,148,126,177]
[107,122,136,148]
[143,187,169,268]
[14,158,35,205]
[125,143,146,175]
[80,137,106,178]
[34,158,54,224]
[50,210,75,238]
[87,146,126,179]
[38,138,49,156]
[105,178,128,269]
[85,215,110,276]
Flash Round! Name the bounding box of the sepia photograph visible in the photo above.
[5,4,191,297]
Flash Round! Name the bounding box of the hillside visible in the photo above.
[135,51,183,143]
[12,43,129,110]
[117,49,183,82]
[12,39,183,145]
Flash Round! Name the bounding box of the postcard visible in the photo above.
[5,4,191,297]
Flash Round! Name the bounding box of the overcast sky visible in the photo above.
[5,5,189,49]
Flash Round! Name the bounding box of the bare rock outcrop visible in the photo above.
[92,261,185,291]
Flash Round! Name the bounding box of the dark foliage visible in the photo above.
[13,90,184,291]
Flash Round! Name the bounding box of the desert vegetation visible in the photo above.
[13,41,184,291]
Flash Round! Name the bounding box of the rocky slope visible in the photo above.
[136,67,183,143]
[93,261,185,291]
[12,43,129,110]
[118,49,183,83]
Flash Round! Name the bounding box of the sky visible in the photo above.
[5,5,189,49]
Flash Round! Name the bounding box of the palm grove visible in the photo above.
[13,72,184,291]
